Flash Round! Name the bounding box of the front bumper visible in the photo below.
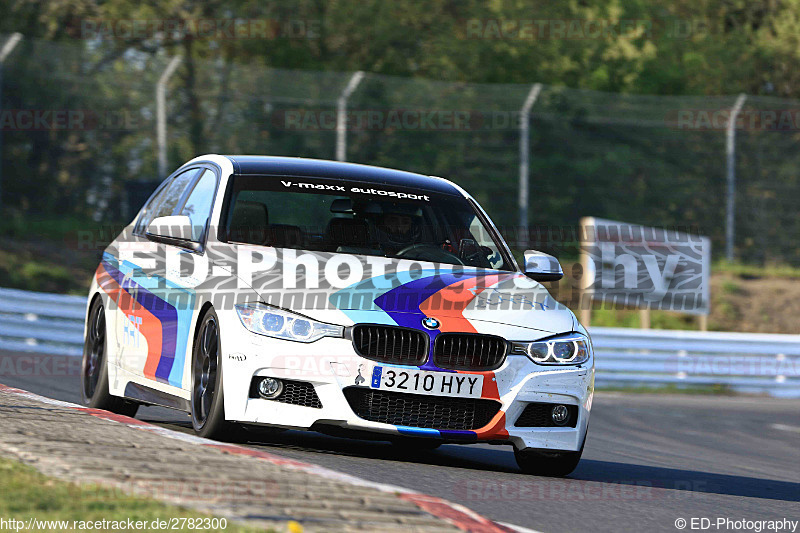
[219,319,593,452]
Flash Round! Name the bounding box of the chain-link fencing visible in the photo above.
[1,35,798,264]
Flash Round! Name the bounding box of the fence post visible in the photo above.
[156,55,182,180]
[336,71,364,162]
[0,33,23,212]
[725,93,747,262]
[518,83,542,249]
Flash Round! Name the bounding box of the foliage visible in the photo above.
[3,0,798,95]
[0,0,798,264]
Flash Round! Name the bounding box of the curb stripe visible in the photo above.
[0,383,526,533]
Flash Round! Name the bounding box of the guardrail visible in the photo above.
[592,327,800,398]
[0,287,86,356]
[1,287,798,397]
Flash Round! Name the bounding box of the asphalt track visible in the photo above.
[1,349,798,532]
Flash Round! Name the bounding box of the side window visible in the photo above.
[179,169,217,242]
[468,215,504,269]
[136,168,200,233]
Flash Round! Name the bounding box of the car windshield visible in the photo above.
[223,175,512,271]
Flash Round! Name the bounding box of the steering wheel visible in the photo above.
[460,247,484,265]
[395,243,464,265]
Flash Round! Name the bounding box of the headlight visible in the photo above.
[235,303,344,343]
[511,333,591,365]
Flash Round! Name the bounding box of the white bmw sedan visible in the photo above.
[82,154,593,476]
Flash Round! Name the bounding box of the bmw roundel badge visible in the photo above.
[422,317,440,330]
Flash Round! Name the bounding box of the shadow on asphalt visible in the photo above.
[146,419,800,504]
[574,460,800,503]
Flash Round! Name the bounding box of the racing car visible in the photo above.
[82,155,593,476]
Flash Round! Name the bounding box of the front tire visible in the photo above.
[81,298,139,417]
[514,441,584,477]
[190,308,238,440]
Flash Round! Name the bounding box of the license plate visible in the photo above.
[369,366,484,398]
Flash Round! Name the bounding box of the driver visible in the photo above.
[381,212,414,241]
[372,204,423,253]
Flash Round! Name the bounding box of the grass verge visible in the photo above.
[712,260,800,279]
[0,456,264,532]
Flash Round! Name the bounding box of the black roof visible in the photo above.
[224,156,460,196]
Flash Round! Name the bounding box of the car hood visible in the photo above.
[235,249,575,337]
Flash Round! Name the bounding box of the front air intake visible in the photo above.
[433,333,508,371]
[343,387,501,431]
[351,324,428,366]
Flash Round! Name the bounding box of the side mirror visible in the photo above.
[523,250,563,282]
[145,215,199,251]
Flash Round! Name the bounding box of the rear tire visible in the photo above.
[80,298,139,417]
[514,440,584,477]
[190,308,242,441]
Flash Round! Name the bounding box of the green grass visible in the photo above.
[713,259,800,279]
[0,210,105,294]
[578,307,702,330]
[0,211,97,243]
[0,456,265,532]
[0,247,91,294]
[720,280,744,295]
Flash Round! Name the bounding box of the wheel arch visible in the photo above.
[84,291,105,339]
[187,300,215,381]
[192,301,216,346]
[86,291,103,320]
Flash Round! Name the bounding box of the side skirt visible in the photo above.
[124,382,191,412]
